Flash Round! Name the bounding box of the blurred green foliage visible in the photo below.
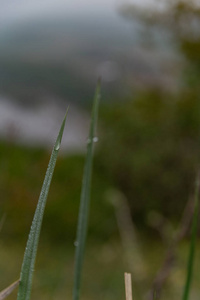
[97,88,200,224]
[95,0,200,226]
[0,142,116,243]
[2,0,200,242]
[2,87,200,239]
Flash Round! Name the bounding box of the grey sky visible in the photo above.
[0,0,155,27]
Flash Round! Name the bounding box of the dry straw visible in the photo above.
[124,273,133,300]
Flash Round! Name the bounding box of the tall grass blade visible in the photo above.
[17,110,68,300]
[182,173,200,300]
[73,81,101,300]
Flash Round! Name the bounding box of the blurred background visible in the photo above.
[1,0,200,299]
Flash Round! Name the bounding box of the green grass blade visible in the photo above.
[17,110,68,300]
[73,81,101,300]
[182,173,200,300]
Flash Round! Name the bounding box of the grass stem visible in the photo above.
[17,110,68,300]
[124,273,133,300]
[72,81,100,300]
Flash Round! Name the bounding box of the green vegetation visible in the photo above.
[97,89,200,225]
[17,110,68,300]
[0,82,200,300]
[0,143,115,243]
[73,81,100,300]
[1,2,200,295]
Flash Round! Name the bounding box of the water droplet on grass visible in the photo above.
[55,141,60,151]
[93,137,98,142]
[87,137,98,144]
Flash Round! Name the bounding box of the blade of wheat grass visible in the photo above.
[182,173,200,300]
[17,109,68,300]
[72,81,101,300]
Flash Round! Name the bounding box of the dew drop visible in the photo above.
[87,137,98,144]
[55,141,60,151]
[74,241,79,247]
[93,137,98,143]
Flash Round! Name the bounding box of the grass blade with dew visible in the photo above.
[72,81,101,300]
[182,172,200,300]
[17,109,68,300]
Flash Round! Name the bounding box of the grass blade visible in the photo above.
[0,279,20,300]
[17,110,68,300]
[73,81,101,300]
[182,173,200,300]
